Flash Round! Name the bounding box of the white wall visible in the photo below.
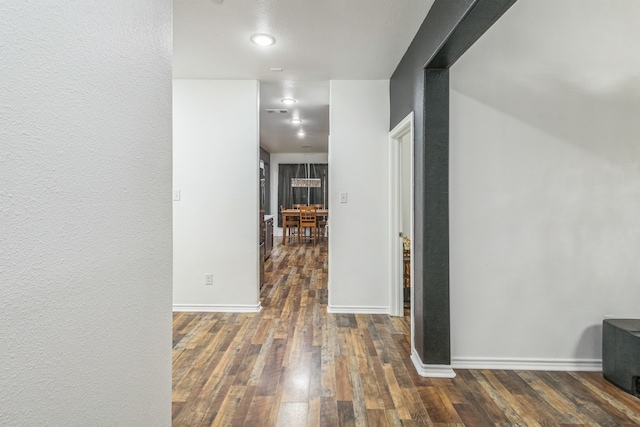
[173,80,261,311]
[401,132,413,238]
[269,152,329,235]
[450,0,640,369]
[0,2,172,425]
[329,80,391,313]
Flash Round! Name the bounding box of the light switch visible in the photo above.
[339,192,348,203]
[173,190,181,201]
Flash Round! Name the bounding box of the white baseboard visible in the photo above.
[327,304,389,315]
[172,303,262,313]
[411,349,457,378]
[451,357,602,371]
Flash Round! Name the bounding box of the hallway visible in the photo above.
[172,241,640,426]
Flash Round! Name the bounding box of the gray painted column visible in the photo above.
[419,68,451,363]
[390,0,517,367]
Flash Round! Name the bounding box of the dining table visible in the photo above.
[281,208,328,246]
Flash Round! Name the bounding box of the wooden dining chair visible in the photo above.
[299,205,317,245]
[310,204,327,240]
[281,205,299,245]
[292,203,306,209]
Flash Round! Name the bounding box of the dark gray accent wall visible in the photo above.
[390,0,516,366]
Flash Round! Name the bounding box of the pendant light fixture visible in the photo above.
[291,163,321,188]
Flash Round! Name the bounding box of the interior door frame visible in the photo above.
[389,111,414,320]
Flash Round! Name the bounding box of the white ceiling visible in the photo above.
[173,0,435,153]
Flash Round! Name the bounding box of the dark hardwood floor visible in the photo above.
[172,237,640,426]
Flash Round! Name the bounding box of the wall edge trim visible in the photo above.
[327,305,389,315]
[173,303,262,313]
[452,357,602,372]
[411,349,457,378]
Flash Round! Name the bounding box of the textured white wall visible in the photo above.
[173,80,261,310]
[328,80,391,312]
[450,0,640,367]
[0,1,172,425]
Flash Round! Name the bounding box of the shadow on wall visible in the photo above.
[451,76,640,165]
[450,0,640,165]
[574,323,602,361]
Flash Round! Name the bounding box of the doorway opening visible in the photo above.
[389,112,414,325]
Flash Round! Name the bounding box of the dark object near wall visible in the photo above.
[260,148,271,215]
[602,319,640,397]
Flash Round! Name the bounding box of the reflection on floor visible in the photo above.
[172,239,640,426]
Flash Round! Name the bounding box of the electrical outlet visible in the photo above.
[339,192,348,203]
[173,190,181,201]
[205,274,213,285]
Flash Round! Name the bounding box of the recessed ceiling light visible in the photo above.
[270,67,283,72]
[281,98,296,105]
[297,130,305,137]
[290,118,302,124]
[250,33,275,47]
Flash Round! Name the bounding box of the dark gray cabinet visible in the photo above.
[264,216,273,260]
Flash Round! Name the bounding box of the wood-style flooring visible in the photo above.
[172,238,640,426]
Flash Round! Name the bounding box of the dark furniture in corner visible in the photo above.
[603,318,640,397]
